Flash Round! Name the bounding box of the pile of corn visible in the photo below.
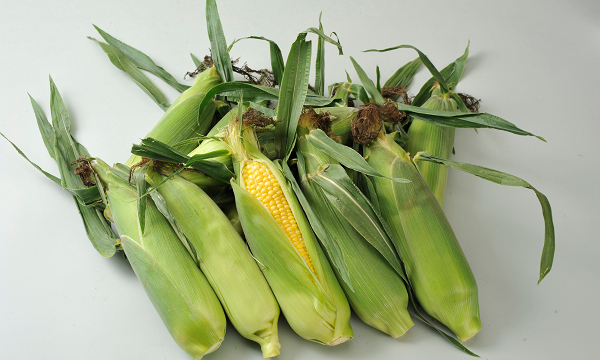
[2,0,555,358]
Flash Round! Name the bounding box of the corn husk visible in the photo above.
[146,170,281,358]
[94,160,226,359]
[126,66,221,166]
[296,125,413,337]
[405,83,458,205]
[226,124,352,345]
[365,132,481,342]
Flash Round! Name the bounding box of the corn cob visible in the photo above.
[364,131,481,342]
[145,169,281,358]
[126,66,221,167]
[404,83,458,205]
[225,123,352,345]
[296,120,413,338]
[94,160,226,359]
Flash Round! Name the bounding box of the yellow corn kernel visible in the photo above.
[242,160,316,275]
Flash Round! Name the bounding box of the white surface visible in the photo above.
[1,0,598,359]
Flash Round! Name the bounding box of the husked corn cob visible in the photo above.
[365,132,481,342]
[242,160,315,274]
[145,169,281,358]
[405,83,458,205]
[226,123,352,345]
[94,160,226,359]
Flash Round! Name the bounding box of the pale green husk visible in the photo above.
[296,128,413,337]
[405,84,458,205]
[226,125,353,345]
[94,160,226,359]
[146,170,281,358]
[365,133,481,342]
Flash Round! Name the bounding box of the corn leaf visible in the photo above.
[306,129,409,182]
[364,44,449,94]
[29,94,57,160]
[131,137,234,183]
[92,25,189,93]
[315,13,325,96]
[206,0,234,82]
[414,152,555,283]
[397,103,545,140]
[148,191,200,268]
[384,57,422,88]
[89,37,170,111]
[300,27,343,55]
[283,158,352,290]
[311,164,407,281]
[0,131,60,184]
[191,53,203,68]
[376,65,381,94]
[349,56,384,104]
[227,36,285,86]
[412,44,470,107]
[275,34,312,160]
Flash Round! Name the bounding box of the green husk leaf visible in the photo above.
[92,25,188,92]
[306,129,408,182]
[191,53,203,68]
[364,44,449,94]
[349,56,384,104]
[315,13,325,96]
[376,65,381,93]
[148,188,200,267]
[133,164,149,234]
[89,37,170,111]
[397,103,545,140]
[206,0,234,82]
[414,152,555,283]
[131,137,233,184]
[0,131,60,184]
[412,44,469,106]
[275,34,312,160]
[228,36,285,86]
[310,164,407,281]
[29,94,57,160]
[283,158,353,291]
[384,57,422,88]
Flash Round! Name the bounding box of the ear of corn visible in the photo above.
[126,66,221,167]
[95,162,226,359]
[405,83,458,205]
[145,170,281,358]
[296,128,413,337]
[365,132,481,342]
[226,124,352,345]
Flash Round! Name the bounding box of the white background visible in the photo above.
[1,0,598,359]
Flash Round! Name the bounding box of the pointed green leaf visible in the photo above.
[93,25,189,92]
[310,165,407,281]
[384,57,422,88]
[412,44,470,106]
[414,152,555,283]
[227,36,285,86]
[306,129,409,182]
[284,157,352,291]
[206,0,234,82]
[1,131,61,184]
[275,34,312,160]
[315,13,325,96]
[349,56,384,104]
[397,103,545,140]
[89,37,170,110]
[364,44,449,93]
[28,94,56,160]
[376,65,381,93]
